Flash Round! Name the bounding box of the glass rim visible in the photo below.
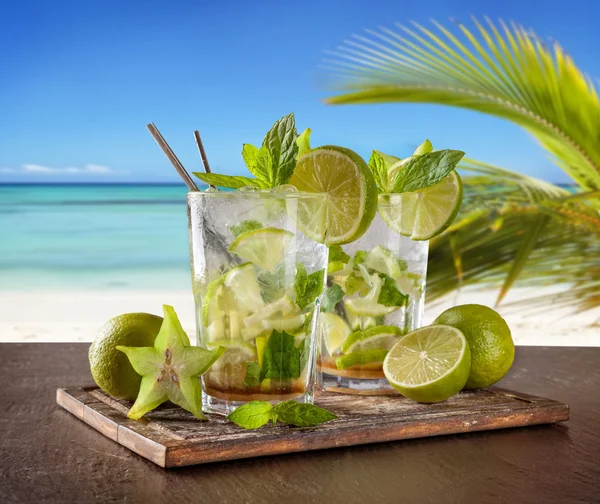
[186,190,327,200]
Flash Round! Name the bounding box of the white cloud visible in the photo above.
[18,164,114,175]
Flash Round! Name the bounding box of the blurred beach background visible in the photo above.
[1,0,598,344]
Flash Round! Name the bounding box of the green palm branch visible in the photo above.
[323,18,600,315]
[324,18,600,190]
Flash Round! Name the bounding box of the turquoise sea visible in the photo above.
[0,184,197,290]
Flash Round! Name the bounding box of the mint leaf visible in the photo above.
[262,113,298,186]
[328,244,350,264]
[193,172,264,190]
[243,362,262,387]
[377,273,409,308]
[227,401,274,429]
[389,149,465,193]
[242,144,275,187]
[295,264,325,309]
[257,264,287,303]
[321,284,344,312]
[296,128,312,158]
[261,331,301,380]
[230,219,263,238]
[273,401,337,427]
[413,139,433,156]
[368,151,389,191]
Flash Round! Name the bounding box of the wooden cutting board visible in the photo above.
[56,386,569,468]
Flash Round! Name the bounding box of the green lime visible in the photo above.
[340,325,403,353]
[320,312,351,355]
[379,170,463,240]
[228,227,294,272]
[433,304,515,389]
[383,325,471,403]
[290,146,378,245]
[335,348,388,369]
[363,245,406,279]
[89,313,163,401]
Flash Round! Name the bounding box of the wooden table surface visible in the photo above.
[1,344,598,504]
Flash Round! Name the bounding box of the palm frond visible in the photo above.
[427,160,600,316]
[324,18,600,190]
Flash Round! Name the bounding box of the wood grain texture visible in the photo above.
[1,344,599,504]
[56,386,569,468]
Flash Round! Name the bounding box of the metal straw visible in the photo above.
[146,123,199,191]
[193,130,216,189]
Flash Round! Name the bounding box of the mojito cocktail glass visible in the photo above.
[319,193,429,394]
[187,191,328,414]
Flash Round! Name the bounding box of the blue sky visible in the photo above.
[1,0,599,184]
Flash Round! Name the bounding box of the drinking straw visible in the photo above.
[146,123,199,191]
[193,131,216,189]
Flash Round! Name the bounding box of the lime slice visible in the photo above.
[345,296,397,317]
[290,146,378,245]
[340,325,403,353]
[364,246,406,279]
[320,312,351,355]
[229,228,294,272]
[346,311,379,331]
[379,170,463,240]
[383,325,471,403]
[243,296,298,329]
[200,275,226,327]
[262,313,306,332]
[205,340,258,389]
[223,263,265,312]
[335,348,388,370]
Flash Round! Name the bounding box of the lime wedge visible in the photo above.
[379,170,463,240]
[383,325,471,403]
[201,275,226,327]
[290,146,378,245]
[223,263,265,312]
[205,340,258,389]
[320,312,351,355]
[340,325,403,353]
[364,246,406,279]
[229,228,294,272]
[346,311,378,331]
[262,313,306,332]
[335,348,388,369]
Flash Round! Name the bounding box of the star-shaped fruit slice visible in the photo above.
[117,305,225,420]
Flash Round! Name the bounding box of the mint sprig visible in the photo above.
[294,264,325,309]
[193,113,300,190]
[377,273,409,308]
[389,149,464,193]
[261,330,301,381]
[227,400,337,430]
[321,284,344,312]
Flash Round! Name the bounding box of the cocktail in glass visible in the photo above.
[187,191,328,414]
[319,193,429,394]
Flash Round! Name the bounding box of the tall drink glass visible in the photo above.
[187,191,328,415]
[319,193,429,394]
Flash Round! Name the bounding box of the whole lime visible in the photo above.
[433,304,515,389]
[89,313,163,400]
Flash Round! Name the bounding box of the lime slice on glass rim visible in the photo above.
[228,227,294,272]
[379,170,463,241]
[383,325,471,403]
[289,146,378,245]
[340,325,403,353]
[320,312,351,355]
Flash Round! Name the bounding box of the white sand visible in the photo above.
[0,288,598,345]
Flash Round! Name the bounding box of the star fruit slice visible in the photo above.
[117,305,225,420]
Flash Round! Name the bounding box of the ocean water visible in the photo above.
[0,184,196,290]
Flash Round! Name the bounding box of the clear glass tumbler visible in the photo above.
[187,191,328,415]
[319,193,429,395]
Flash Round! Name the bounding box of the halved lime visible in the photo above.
[383,325,471,403]
[290,146,378,245]
[379,170,463,240]
[229,227,294,272]
[340,325,403,353]
[320,312,351,356]
[335,348,388,369]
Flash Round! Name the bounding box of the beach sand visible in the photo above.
[0,288,597,345]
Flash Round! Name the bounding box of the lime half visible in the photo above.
[340,325,403,353]
[379,170,463,240]
[290,146,378,245]
[383,325,471,403]
[229,227,294,272]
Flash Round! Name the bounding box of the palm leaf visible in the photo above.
[324,18,600,190]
